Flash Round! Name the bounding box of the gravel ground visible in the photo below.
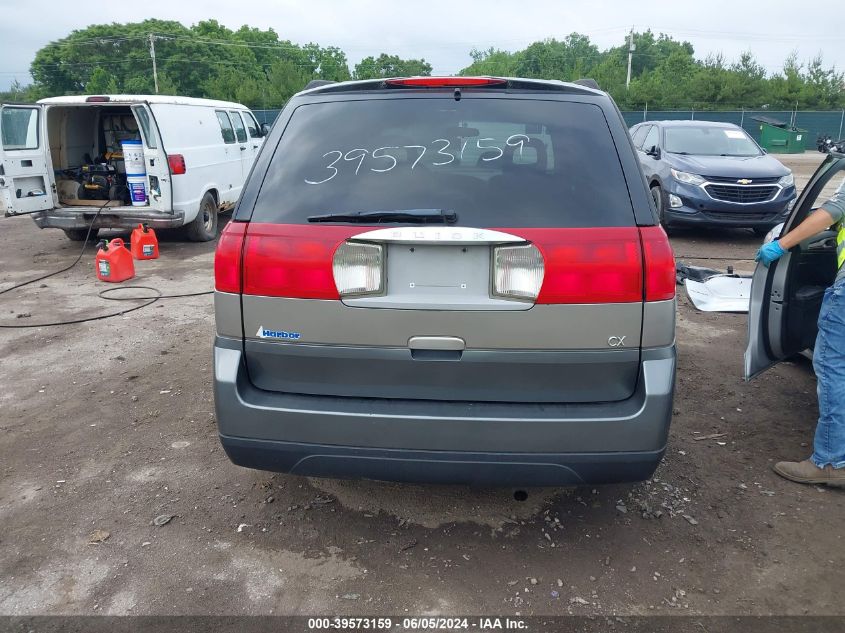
[0,153,843,618]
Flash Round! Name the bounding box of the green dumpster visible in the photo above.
[754,116,807,154]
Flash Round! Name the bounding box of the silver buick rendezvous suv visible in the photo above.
[213,76,677,486]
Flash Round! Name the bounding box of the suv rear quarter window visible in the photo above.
[251,98,635,228]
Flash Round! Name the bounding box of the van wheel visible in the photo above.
[63,228,99,242]
[185,192,218,242]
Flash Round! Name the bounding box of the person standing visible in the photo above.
[756,181,845,485]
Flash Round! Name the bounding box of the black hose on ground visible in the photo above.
[0,204,212,329]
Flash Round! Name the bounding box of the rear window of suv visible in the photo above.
[251,98,635,227]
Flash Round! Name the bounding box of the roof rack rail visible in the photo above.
[303,79,336,90]
[572,78,600,90]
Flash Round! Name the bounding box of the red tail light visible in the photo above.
[214,222,247,293]
[386,77,507,88]
[242,224,363,299]
[167,154,186,175]
[639,226,676,301]
[508,228,643,304]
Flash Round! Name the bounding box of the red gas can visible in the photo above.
[131,223,159,260]
[95,238,135,283]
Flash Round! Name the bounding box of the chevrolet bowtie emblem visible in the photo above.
[737,178,753,185]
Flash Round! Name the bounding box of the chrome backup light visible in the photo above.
[332,241,384,297]
[493,243,544,301]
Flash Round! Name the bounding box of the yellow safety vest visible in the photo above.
[838,221,845,270]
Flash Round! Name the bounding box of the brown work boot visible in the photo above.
[773,460,845,485]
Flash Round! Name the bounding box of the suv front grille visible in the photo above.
[704,184,778,204]
[704,175,780,185]
[703,210,779,222]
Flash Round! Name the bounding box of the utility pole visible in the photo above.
[148,33,159,94]
[626,28,635,90]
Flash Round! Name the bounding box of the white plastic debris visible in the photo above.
[685,275,752,313]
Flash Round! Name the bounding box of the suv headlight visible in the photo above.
[670,169,705,186]
[778,173,794,187]
[763,223,785,244]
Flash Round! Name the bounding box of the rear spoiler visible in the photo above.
[299,76,603,96]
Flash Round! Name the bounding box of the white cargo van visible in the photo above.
[0,95,267,241]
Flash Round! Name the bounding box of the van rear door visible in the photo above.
[0,104,53,215]
[234,96,674,404]
[131,104,172,211]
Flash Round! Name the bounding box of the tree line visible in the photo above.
[3,20,843,111]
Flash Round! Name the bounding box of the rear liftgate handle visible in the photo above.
[408,336,465,361]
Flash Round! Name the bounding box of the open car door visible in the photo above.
[745,154,845,380]
[0,104,53,215]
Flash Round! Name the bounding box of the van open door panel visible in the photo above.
[745,155,845,380]
[131,103,172,211]
[0,104,53,215]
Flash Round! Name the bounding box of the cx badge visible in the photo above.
[608,336,626,348]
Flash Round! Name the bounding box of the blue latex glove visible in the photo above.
[755,240,787,267]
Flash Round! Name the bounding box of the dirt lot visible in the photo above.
[1,153,843,618]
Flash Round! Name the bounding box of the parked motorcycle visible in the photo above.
[817,134,844,153]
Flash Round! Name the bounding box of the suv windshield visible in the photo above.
[664,126,761,157]
[251,98,635,228]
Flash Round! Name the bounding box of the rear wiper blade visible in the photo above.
[307,209,457,224]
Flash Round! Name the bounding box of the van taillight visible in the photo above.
[386,77,508,88]
[214,222,246,293]
[510,228,644,304]
[492,243,544,300]
[333,242,384,297]
[639,226,676,302]
[167,154,186,175]
[241,224,362,299]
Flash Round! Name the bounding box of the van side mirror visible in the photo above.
[646,145,661,159]
[260,123,271,137]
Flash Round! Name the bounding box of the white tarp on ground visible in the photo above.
[684,275,752,313]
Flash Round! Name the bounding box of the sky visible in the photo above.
[1,0,844,90]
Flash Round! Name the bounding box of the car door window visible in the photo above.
[216,111,236,144]
[229,111,247,143]
[243,111,261,139]
[1,106,39,150]
[642,126,659,151]
[133,107,157,149]
[631,126,649,149]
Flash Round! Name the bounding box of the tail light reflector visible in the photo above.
[167,154,186,175]
[241,224,362,299]
[507,228,643,304]
[493,243,544,300]
[333,242,384,297]
[214,222,247,293]
[640,226,676,301]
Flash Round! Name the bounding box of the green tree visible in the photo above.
[353,54,432,80]
[459,48,518,77]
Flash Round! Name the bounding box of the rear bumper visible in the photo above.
[220,436,665,486]
[213,337,676,486]
[32,207,185,230]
